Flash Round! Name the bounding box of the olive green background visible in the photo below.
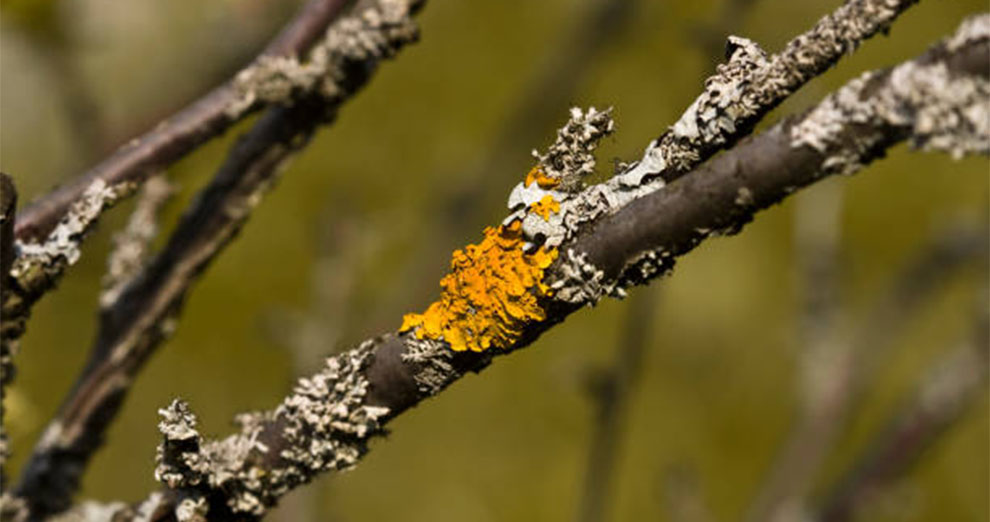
[1,0,987,520]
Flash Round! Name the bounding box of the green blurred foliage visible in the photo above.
[0,1,987,521]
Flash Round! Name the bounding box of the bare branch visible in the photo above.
[13,1,426,517]
[12,0,353,244]
[88,15,989,521]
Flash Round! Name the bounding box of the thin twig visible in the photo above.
[13,0,353,243]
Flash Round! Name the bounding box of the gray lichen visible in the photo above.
[550,249,611,305]
[13,179,129,280]
[155,342,389,518]
[228,0,423,117]
[531,106,615,191]
[792,14,990,173]
[615,0,918,185]
[400,337,461,396]
[3,178,132,344]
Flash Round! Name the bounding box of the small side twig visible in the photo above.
[100,175,174,309]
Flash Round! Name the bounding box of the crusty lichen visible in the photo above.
[3,179,132,345]
[792,14,990,171]
[398,108,624,351]
[155,343,388,518]
[228,0,423,117]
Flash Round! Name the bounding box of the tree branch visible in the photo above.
[83,14,988,521]
[12,0,353,244]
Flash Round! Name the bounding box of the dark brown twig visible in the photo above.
[12,0,353,244]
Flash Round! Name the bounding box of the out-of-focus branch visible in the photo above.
[575,1,756,517]
[13,0,353,243]
[576,288,656,522]
[78,17,988,522]
[13,1,426,518]
[662,465,715,522]
[0,0,355,354]
[818,288,989,522]
[745,182,847,522]
[746,217,989,522]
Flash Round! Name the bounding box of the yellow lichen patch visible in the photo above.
[524,166,559,189]
[399,220,557,352]
[529,194,560,221]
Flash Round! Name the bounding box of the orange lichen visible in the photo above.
[399,219,557,352]
[529,194,560,221]
[525,166,559,189]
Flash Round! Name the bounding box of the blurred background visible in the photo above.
[1,0,987,521]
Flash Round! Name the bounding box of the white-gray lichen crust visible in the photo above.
[792,14,990,172]
[227,0,422,117]
[13,179,130,284]
[400,337,461,396]
[155,342,388,518]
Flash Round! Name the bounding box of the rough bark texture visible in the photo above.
[5,2,988,521]
[71,16,986,522]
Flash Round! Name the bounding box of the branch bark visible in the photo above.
[12,0,353,244]
[80,14,988,521]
